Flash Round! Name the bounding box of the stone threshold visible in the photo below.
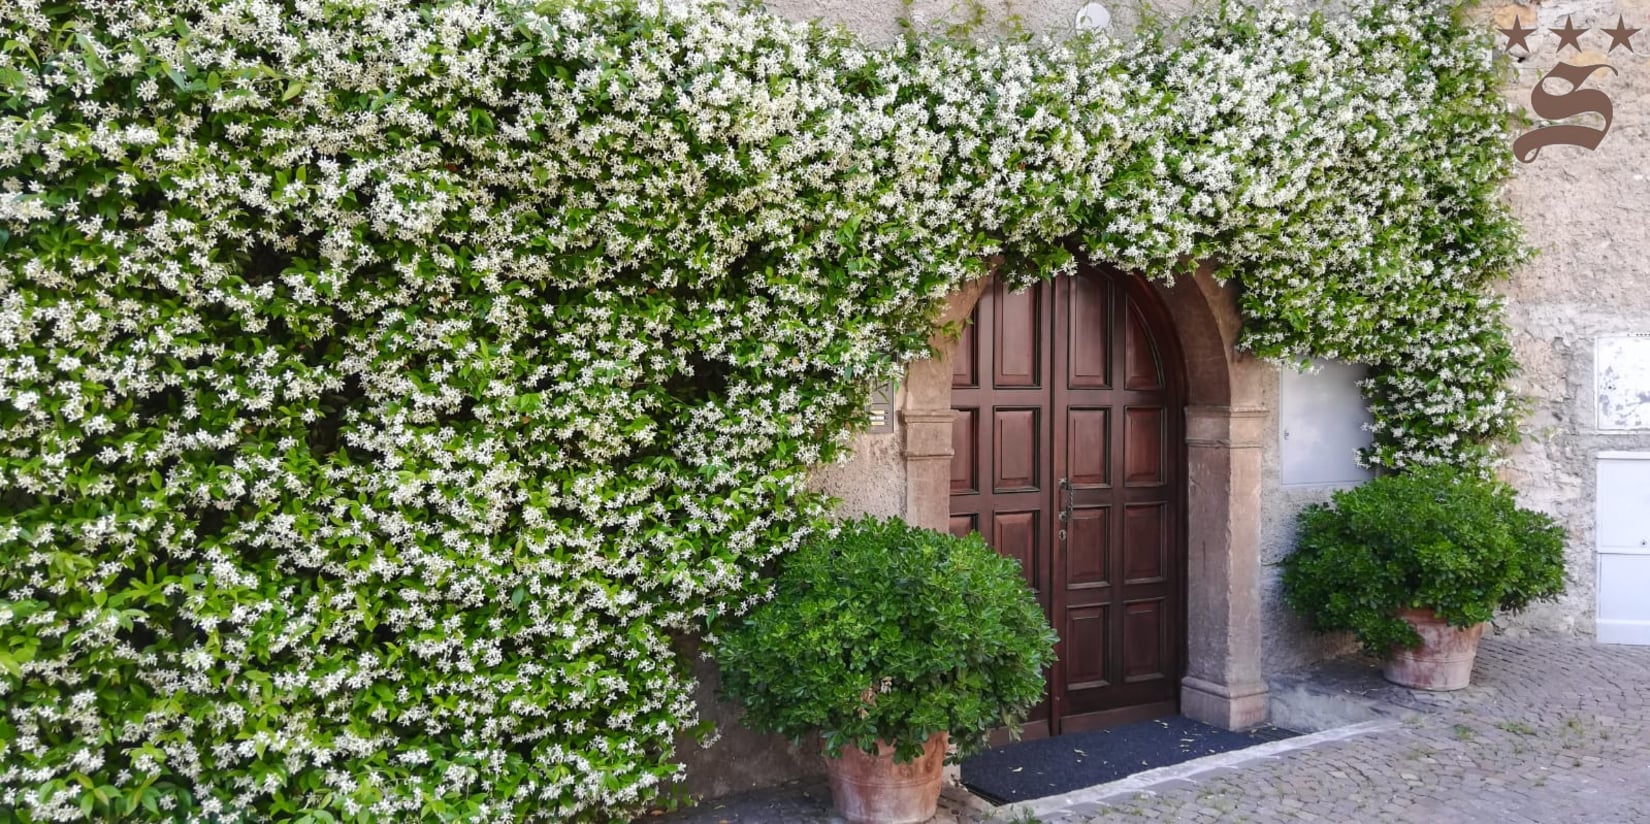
[971,720,1395,820]
[948,657,1440,821]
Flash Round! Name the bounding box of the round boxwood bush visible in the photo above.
[1280,466,1567,656]
[716,516,1057,762]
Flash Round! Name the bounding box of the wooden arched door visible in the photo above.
[949,265,1185,736]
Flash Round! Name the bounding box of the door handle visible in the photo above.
[1057,477,1071,543]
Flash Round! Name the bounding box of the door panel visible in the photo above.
[1123,407,1165,485]
[952,266,1183,738]
[1064,506,1109,586]
[953,318,979,387]
[992,510,1040,592]
[951,410,979,494]
[1123,504,1167,582]
[1063,608,1108,686]
[994,409,1041,491]
[950,278,1055,735]
[1065,408,1110,486]
[1124,305,1164,390]
[1123,601,1168,680]
[994,285,1043,387]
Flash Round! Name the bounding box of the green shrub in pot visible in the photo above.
[1280,465,1567,656]
[716,516,1057,762]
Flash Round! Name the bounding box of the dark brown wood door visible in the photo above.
[949,265,1184,737]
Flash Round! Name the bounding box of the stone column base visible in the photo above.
[1181,676,1269,731]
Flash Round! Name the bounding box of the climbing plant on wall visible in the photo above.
[0,0,1521,819]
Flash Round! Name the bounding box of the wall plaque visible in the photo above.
[866,379,897,433]
[1278,359,1375,487]
[1597,335,1650,431]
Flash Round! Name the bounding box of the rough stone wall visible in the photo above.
[1472,0,1650,639]
[808,389,908,520]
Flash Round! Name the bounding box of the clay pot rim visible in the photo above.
[1392,605,1490,629]
[820,729,950,761]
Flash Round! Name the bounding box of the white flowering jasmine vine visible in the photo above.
[0,0,1522,819]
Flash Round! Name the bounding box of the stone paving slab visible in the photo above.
[647,637,1650,823]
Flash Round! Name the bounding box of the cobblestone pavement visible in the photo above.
[648,637,1650,823]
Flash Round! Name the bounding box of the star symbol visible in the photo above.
[1498,14,1536,53]
[1550,15,1588,53]
[1603,15,1640,53]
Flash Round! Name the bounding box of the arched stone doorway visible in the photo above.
[901,261,1271,731]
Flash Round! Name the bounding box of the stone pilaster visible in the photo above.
[900,409,956,532]
[1180,404,1270,730]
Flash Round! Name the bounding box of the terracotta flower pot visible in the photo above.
[1383,606,1487,691]
[822,731,948,824]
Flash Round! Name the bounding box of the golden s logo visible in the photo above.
[1513,62,1618,163]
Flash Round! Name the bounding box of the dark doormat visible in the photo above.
[959,716,1298,804]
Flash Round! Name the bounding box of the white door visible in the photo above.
[1597,452,1650,645]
